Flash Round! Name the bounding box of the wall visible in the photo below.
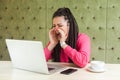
[0,0,120,63]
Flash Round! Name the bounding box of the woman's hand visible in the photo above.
[49,28,59,44]
[48,28,59,51]
[48,27,68,50]
[56,28,68,42]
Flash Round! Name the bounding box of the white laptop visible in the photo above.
[5,39,65,74]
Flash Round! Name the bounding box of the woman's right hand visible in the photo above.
[48,28,58,51]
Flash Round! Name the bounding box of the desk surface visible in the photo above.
[0,61,120,80]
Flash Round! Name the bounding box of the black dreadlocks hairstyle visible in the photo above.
[51,7,79,62]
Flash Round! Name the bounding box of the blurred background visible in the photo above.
[0,0,120,63]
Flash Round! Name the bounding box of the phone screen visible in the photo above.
[60,68,77,75]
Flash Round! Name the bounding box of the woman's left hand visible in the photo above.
[56,28,68,42]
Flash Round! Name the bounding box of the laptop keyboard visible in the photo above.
[48,67,55,71]
[47,63,65,72]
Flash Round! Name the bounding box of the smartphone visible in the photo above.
[60,68,77,75]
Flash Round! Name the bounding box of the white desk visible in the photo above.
[0,61,120,80]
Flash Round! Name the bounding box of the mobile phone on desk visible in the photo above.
[60,68,77,75]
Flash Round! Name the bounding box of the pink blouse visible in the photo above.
[44,33,91,68]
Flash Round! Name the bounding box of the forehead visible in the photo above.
[53,16,67,24]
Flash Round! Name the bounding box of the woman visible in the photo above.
[44,7,91,68]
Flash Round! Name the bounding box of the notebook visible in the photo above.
[5,39,65,74]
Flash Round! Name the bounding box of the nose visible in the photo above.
[54,26,59,34]
[54,25,59,30]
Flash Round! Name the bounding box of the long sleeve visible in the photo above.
[44,43,52,61]
[63,33,91,68]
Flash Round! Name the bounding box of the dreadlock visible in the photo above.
[51,7,79,62]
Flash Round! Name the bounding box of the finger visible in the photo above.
[58,28,66,37]
[58,28,65,33]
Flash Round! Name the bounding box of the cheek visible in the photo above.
[61,27,67,33]
[64,27,69,35]
[66,27,69,34]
